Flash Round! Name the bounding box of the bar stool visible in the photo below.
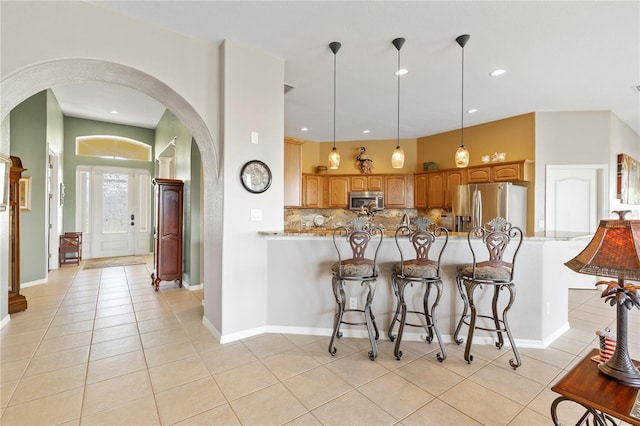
[453,217,524,369]
[329,217,383,361]
[389,217,448,362]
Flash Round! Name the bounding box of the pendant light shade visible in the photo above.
[391,37,406,169]
[455,34,470,168]
[328,41,341,169]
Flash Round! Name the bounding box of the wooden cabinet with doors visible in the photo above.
[414,173,428,208]
[385,174,412,208]
[302,174,324,208]
[8,156,27,313]
[467,166,492,183]
[426,172,445,208]
[350,175,384,192]
[444,169,466,208]
[284,137,304,206]
[492,161,532,182]
[327,176,350,208]
[151,178,184,291]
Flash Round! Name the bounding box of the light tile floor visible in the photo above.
[1,258,638,425]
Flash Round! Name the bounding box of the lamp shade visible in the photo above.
[328,148,340,170]
[564,218,640,281]
[455,145,470,168]
[391,146,405,168]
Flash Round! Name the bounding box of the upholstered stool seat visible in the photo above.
[453,217,524,369]
[329,217,383,361]
[388,217,448,362]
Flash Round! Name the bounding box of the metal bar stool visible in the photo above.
[453,217,524,369]
[389,217,448,362]
[329,216,383,361]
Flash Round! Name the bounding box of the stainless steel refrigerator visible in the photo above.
[452,183,527,233]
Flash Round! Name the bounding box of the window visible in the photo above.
[76,135,151,161]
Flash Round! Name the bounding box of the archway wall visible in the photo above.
[1,1,224,331]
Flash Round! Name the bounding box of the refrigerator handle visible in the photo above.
[471,185,482,230]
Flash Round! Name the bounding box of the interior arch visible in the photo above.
[1,59,221,333]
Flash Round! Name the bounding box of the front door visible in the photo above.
[78,167,151,258]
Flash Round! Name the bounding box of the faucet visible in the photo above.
[401,213,410,227]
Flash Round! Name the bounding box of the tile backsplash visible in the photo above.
[284,207,447,231]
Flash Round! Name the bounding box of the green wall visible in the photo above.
[10,91,49,283]
[63,117,155,233]
[154,109,201,287]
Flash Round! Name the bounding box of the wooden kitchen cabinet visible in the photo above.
[467,166,492,183]
[151,178,184,291]
[492,161,532,182]
[385,174,411,208]
[414,173,428,208]
[350,175,384,192]
[302,174,324,208]
[328,176,350,208]
[444,169,466,208]
[284,137,304,206]
[427,172,445,208]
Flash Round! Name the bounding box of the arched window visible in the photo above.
[76,135,152,161]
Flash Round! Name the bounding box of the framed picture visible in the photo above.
[19,176,31,211]
[617,154,640,205]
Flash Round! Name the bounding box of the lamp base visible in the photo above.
[597,301,640,387]
[598,359,640,387]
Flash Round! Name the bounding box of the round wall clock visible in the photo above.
[240,160,272,193]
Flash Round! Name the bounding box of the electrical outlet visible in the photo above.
[349,297,357,309]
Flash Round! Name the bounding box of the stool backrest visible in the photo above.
[395,217,448,277]
[332,216,383,273]
[467,217,523,281]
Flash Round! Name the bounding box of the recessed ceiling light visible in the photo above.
[362,130,371,134]
[633,85,640,94]
[395,69,408,76]
[301,127,309,132]
[110,110,119,115]
[490,69,506,77]
[467,109,478,114]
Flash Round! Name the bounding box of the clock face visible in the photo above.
[240,160,272,193]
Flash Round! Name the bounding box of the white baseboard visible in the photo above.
[0,314,10,329]
[21,278,47,289]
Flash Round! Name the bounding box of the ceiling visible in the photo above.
[53,1,639,141]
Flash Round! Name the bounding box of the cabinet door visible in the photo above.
[328,176,349,208]
[492,163,523,182]
[444,169,466,208]
[367,175,384,191]
[385,175,408,208]
[284,139,302,206]
[414,174,428,208]
[427,172,444,208]
[467,167,492,183]
[302,174,323,208]
[350,176,367,192]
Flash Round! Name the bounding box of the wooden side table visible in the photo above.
[551,348,640,426]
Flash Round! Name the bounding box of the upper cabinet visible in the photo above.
[492,161,533,182]
[444,169,466,208]
[284,137,305,206]
[414,173,428,209]
[385,175,412,208]
[350,175,384,192]
[302,174,324,208]
[327,176,350,208]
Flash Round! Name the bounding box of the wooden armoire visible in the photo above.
[151,178,184,291]
[9,156,27,313]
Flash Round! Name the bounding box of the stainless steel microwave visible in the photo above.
[349,191,384,211]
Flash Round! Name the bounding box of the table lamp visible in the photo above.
[565,210,640,387]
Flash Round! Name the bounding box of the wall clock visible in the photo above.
[240,160,272,193]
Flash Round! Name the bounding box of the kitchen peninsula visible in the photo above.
[261,229,593,348]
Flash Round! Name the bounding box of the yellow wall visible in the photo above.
[296,113,535,174]
[301,138,418,174]
[417,113,535,170]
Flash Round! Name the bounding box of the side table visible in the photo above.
[551,348,640,426]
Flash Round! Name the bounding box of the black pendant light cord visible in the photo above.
[397,44,401,148]
[329,41,341,151]
[460,43,465,148]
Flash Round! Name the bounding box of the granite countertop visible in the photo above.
[261,229,594,241]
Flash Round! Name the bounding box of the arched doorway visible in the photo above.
[1,59,222,334]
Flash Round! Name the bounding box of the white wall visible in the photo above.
[218,40,284,340]
[534,111,640,231]
[0,115,10,322]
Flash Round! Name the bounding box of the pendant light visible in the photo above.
[455,34,470,168]
[328,41,341,169]
[391,37,406,169]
